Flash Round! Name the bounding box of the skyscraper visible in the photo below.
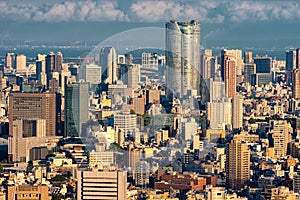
[223,49,243,76]
[286,50,296,71]
[100,47,118,84]
[165,20,200,98]
[8,93,57,136]
[226,135,250,190]
[221,50,236,98]
[65,82,89,137]
[292,69,300,99]
[45,52,63,88]
[296,48,300,69]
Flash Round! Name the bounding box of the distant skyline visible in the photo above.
[1,0,300,49]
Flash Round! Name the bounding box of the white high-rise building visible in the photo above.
[207,98,232,130]
[84,64,102,85]
[100,47,118,84]
[166,20,200,98]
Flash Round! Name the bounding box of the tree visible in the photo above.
[26,161,33,173]
[51,175,66,182]
[0,164,3,173]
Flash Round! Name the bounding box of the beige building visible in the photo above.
[292,68,300,99]
[15,54,26,72]
[76,170,127,200]
[8,93,57,136]
[232,95,244,130]
[226,135,250,190]
[270,120,291,159]
[7,184,50,200]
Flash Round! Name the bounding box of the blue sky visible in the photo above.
[1,0,300,48]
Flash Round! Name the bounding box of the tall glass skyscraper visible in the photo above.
[165,20,200,98]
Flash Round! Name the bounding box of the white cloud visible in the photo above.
[0,0,300,23]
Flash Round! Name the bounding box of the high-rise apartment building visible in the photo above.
[226,135,250,190]
[269,120,291,159]
[200,49,216,79]
[65,82,89,137]
[232,95,243,130]
[223,49,243,76]
[207,98,232,130]
[8,93,57,136]
[292,69,300,99]
[5,53,14,69]
[76,170,127,200]
[100,47,118,84]
[221,50,236,98]
[166,20,200,98]
[244,51,253,64]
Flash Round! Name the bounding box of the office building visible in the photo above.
[8,119,48,162]
[232,95,243,130]
[132,96,145,115]
[100,47,118,84]
[226,135,250,190]
[15,54,26,72]
[296,48,300,69]
[7,185,49,200]
[8,93,57,136]
[165,20,200,98]
[254,56,272,73]
[142,52,165,69]
[65,82,89,137]
[286,50,296,71]
[114,112,137,135]
[45,52,63,88]
[127,64,140,89]
[292,69,300,99]
[221,50,236,98]
[83,64,102,85]
[251,73,273,86]
[76,170,127,200]
[243,63,256,83]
